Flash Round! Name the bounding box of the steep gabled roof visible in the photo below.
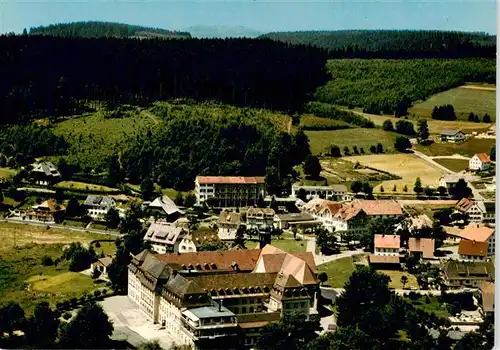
[458,240,488,257]
[474,153,491,163]
[408,238,435,259]
[149,196,184,215]
[374,234,400,249]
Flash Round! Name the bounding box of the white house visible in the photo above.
[178,230,221,253]
[144,221,187,254]
[469,153,492,171]
[455,198,495,224]
[30,161,61,185]
[291,184,351,201]
[438,174,474,191]
[148,196,184,222]
[217,211,242,240]
[440,130,465,143]
[246,207,275,232]
[83,195,116,220]
[374,234,400,256]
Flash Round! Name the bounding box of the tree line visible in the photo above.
[0,35,329,124]
[261,29,496,58]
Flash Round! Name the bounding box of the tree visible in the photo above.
[107,244,132,293]
[353,145,359,154]
[25,302,59,349]
[65,197,81,217]
[316,228,339,255]
[233,226,246,248]
[395,120,416,135]
[318,272,328,285]
[138,340,163,350]
[0,301,26,336]
[105,207,120,229]
[382,119,394,131]
[417,119,429,141]
[360,147,365,154]
[270,196,279,212]
[119,201,143,235]
[330,144,341,157]
[424,186,434,197]
[140,176,155,201]
[296,188,307,201]
[400,275,408,289]
[483,113,491,123]
[468,112,475,122]
[255,312,321,350]
[343,146,350,156]
[394,136,411,152]
[197,238,226,252]
[437,186,447,197]
[257,194,265,208]
[489,146,495,162]
[350,180,363,194]
[303,155,321,179]
[379,185,384,193]
[174,191,184,206]
[413,177,423,194]
[369,145,377,153]
[392,184,397,192]
[107,153,122,183]
[183,193,196,208]
[449,179,472,200]
[59,301,113,349]
[376,143,384,153]
[403,184,408,192]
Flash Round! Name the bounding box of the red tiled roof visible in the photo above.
[408,238,435,259]
[458,240,488,257]
[455,224,494,242]
[374,234,400,249]
[455,198,474,212]
[475,153,491,163]
[196,176,265,184]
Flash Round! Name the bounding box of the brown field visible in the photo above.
[414,138,495,157]
[345,154,445,192]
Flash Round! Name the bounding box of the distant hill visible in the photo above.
[185,25,262,38]
[28,21,191,39]
[260,30,496,53]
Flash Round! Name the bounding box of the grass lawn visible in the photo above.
[91,241,117,256]
[162,188,192,200]
[415,138,495,157]
[433,158,470,172]
[317,257,355,288]
[376,270,418,289]
[405,295,451,319]
[271,238,307,253]
[27,272,94,294]
[0,167,17,180]
[305,128,399,155]
[55,181,119,193]
[63,219,87,228]
[409,84,496,121]
[344,153,445,193]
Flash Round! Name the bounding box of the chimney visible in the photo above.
[219,299,223,312]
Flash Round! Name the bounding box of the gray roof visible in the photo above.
[149,196,184,215]
[441,129,463,136]
[31,162,61,177]
[84,195,115,209]
[275,213,315,222]
[183,305,235,319]
[293,184,347,192]
[144,222,186,245]
[141,254,171,280]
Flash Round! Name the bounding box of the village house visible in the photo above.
[194,176,266,208]
[469,153,492,171]
[475,281,494,319]
[273,213,316,230]
[442,260,494,289]
[438,173,474,191]
[144,222,188,254]
[374,234,401,256]
[455,198,495,224]
[83,195,116,221]
[408,237,435,260]
[127,245,318,349]
[217,211,242,240]
[178,230,222,253]
[148,196,184,222]
[12,199,65,223]
[30,161,61,186]
[396,214,433,234]
[440,129,465,143]
[291,184,351,201]
[91,255,113,279]
[246,207,275,232]
[449,224,495,258]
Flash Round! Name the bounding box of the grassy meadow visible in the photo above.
[415,138,495,157]
[433,158,470,172]
[317,257,356,288]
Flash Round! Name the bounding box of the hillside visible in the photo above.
[28,21,191,39]
[185,25,262,38]
[261,30,496,57]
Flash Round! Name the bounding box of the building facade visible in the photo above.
[455,198,495,224]
[443,261,494,289]
[30,161,61,186]
[374,234,400,256]
[246,207,275,232]
[195,176,265,208]
[291,184,351,202]
[440,130,465,143]
[469,153,491,171]
[83,195,116,221]
[144,222,187,254]
[217,212,242,240]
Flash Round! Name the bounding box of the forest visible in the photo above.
[261,30,496,58]
[28,21,191,39]
[315,58,496,114]
[0,35,329,124]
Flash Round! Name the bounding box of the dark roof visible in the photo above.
[141,254,171,279]
[186,272,277,291]
[165,273,206,297]
[237,312,281,328]
[84,195,114,208]
[441,129,462,136]
[443,261,494,279]
[275,213,314,222]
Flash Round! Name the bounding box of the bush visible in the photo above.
[94,290,102,298]
[94,241,101,248]
[41,255,54,266]
[425,296,431,304]
[305,102,375,128]
[70,297,78,307]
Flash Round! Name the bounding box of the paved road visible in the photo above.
[3,218,124,237]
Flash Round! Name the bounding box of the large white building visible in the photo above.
[291,184,351,202]
[194,176,265,207]
[455,198,495,224]
[127,245,319,349]
[143,222,188,254]
[469,153,492,171]
[83,195,116,221]
[246,207,275,232]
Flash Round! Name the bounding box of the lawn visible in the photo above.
[55,181,120,193]
[52,108,159,171]
[91,241,117,256]
[0,167,17,180]
[270,237,307,253]
[318,157,400,185]
[317,257,356,288]
[405,295,451,319]
[415,138,495,157]
[344,153,445,193]
[162,188,192,200]
[305,128,399,155]
[433,158,470,172]
[376,270,418,289]
[27,272,95,294]
[409,84,496,121]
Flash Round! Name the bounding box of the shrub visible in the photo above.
[425,296,431,304]
[94,290,102,298]
[41,255,54,266]
[70,297,78,306]
[94,241,101,248]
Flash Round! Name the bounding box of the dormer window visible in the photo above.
[204,263,210,269]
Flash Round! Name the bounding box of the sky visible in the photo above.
[0,0,497,35]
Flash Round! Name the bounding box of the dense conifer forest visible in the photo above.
[28,21,191,39]
[261,30,496,58]
[0,35,328,124]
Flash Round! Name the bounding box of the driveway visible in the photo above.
[100,296,174,349]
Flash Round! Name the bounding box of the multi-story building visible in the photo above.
[438,174,474,191]
[178,229,221,253]
[455,198,495,224]
[246,207,275,232]
[475,281,494,319]
[217,212,242,240]
[143,222,188,254]
[442,260,494,289]
[148,196,184,222]
[451,224,495,258]
[469,153,492,171]
[30,161,61,186]
[408,237,435,260]
[440,129,465,143]
[374,234,400,256]
[127,245,318,349]
[12,199,65,223]
[291,184,351,202]
[194,176,265,207]
[83,195,116,221]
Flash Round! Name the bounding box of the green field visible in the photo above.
[305,128,399,155]
[55,181,119,193]
[317,257,356,288]
[271,237,307,253]
[377,270,418,289]
[415,138,495,157]
[299,114,353,130]
[0,167,17,180]
[409,84,496,121]
[405,295,451,319]
[53,109,158,170]
[433,158,470,172]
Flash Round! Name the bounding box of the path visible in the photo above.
[3,218,124,237]
[458,85,496,92]
[431,154,471,160]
